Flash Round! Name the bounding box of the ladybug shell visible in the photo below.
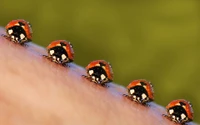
[127,79,154,101]
[86,60,113,81]
[47,40,74,61]
[166,99,194,121]
[6,19,32,41]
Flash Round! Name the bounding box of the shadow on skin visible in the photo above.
[0,27,198,125]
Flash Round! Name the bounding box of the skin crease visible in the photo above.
[0,27,198,125]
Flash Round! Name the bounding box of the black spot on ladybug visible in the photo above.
[99,62,106,67]
[49,46,69,61]
[18,22,25,26]
[60,42,67,47]
[140,81,147,86]
[130,86,148,96]
[8,26,27,42]
[179,102,186,106]
[169,105,188,122]
[89,66,107,80]
[129,85,149,104]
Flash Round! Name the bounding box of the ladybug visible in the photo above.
[163,99,194,124]
[2,19,32,44]
[44,40,74,65]
[83,60,113,86]
[124,79,154,105]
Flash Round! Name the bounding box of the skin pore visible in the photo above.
[0,27,197,125]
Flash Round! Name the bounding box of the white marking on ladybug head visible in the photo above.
[143,85,147,89]
[57,44,61,46]
[11,35,15,39]
[53,56,56,59]
[101,66,106,70]
[141,93,147,100]
[181,105,186,109]
[61,54,67,60]
[95,63,100,67]
[89,70,94,75]
[63,46,66,49]
[169,109,174,115]
[20,33,25,40]
[50,50,55,55]
[181,113,186,120]
[92,76,95,80]
[133,95,136,99]
[8,29,13,35]
[57,58,60,61]
[100,74,106,80]
[130,89,135,95]
[172,115,176,119]
[15,23,20,26]
[136,83,142,86]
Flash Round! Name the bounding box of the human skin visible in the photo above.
[0,27,197,125]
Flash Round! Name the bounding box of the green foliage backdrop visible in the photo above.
[1,0,199,122]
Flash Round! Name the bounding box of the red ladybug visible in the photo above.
[124,79,154,105]
[2,19,32,44]
[83,60,113,86]
[44,40,74,65]
[163,99,194,124]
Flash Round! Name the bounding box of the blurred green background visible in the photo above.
[1,0,200,122]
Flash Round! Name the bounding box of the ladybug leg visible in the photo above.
[178,119,187,125]
[142,103,150,107]
[123,94,129,97]
[20,39,30,47]
[82,75,91,81]
[43,55,50,59]
[19,41,29,47]
[61,63,70,67]
[1,34,6,37]
[162,114,172,121]
[1,34,11,41]
[43,55,67,67]
[1,34,15,44]
[82,75,95,83]
[123,94,132,100]
[43,55,55,63]
[101,83,109,88]
[139,99,150,107]
[162,114,185,125]
[82,75,87,78]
